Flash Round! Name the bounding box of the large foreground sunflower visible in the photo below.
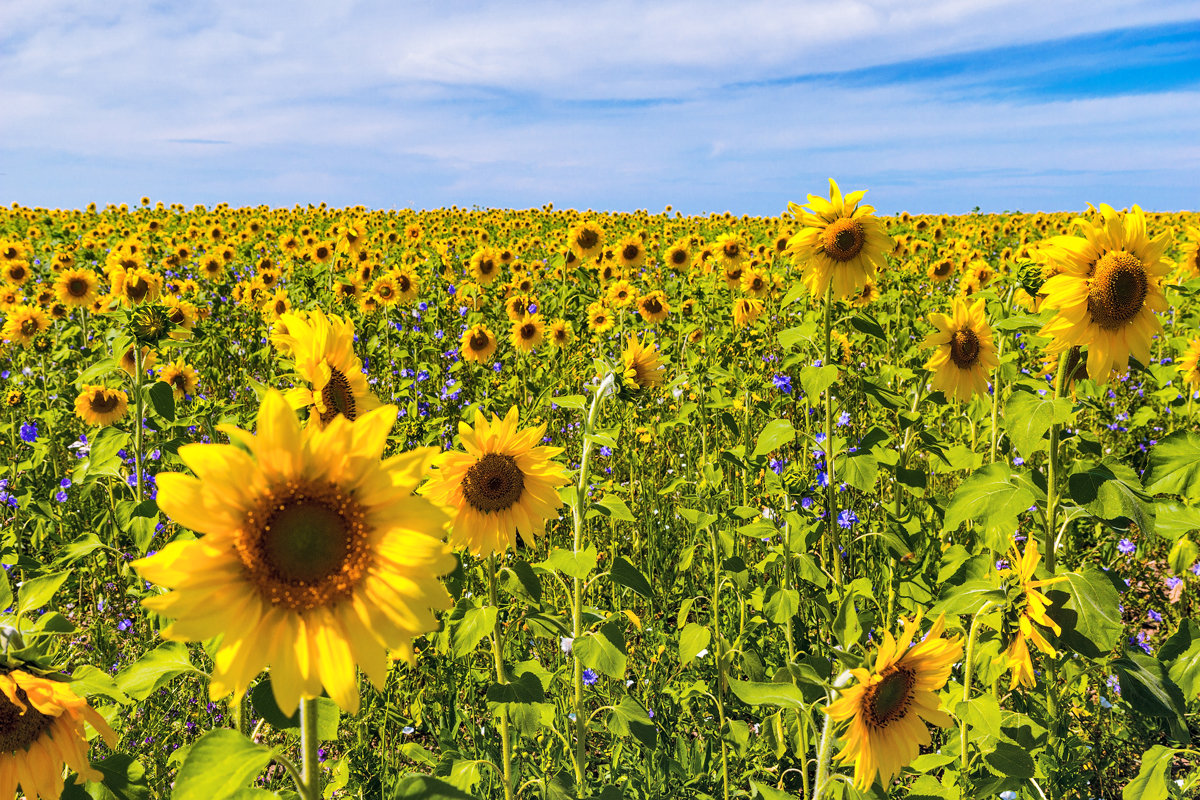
[133,392,455,714]
[922,297,998,402]
[825,614,961,789]
[1037,205,1172,382]
[786,179,892,300]
[276,308,379,427]
[424,407,570,556]
[0,669,116,800]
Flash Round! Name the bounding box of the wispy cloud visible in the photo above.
[0,0,1197,212]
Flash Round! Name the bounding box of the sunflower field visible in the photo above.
[0,187,1199,800]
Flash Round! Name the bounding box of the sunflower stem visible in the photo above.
[1043,349,1070,800]
[299,697,321,800]
[133,343,145,504]
[960,601,998,796]
[708,524,731,800]
[488,554,514,800]
[568,371,615,793]
[811,701,837,800]
[822,285,843,586]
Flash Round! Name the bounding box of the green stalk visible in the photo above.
[488,555,514,800]
[133,344,145,504]
[1043,350,1070,800]
[811,701,837,800]
[960,602,997,796]
[300,697,321,800]
[708,525,731,800]
[568,372,615,791]
[821,285,842,585]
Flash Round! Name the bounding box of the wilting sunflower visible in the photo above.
[53,268,100,308]
[1037,205,1172,382]
[999,539,1065,689]
[74,385,129,426]
[1178,338,1200,389]
[568,220,604,261]
[423,406,570,556]
[549,319,573,348]
[276,308,379,427]
[510,314,545,352]
[158,359,200,400]
[0,669,117,800]
[1,306,50,345]
[637,290,670,323]
[787,179,892,300]
[133,392,454,714]
[460,323,498,363]
[621,333,666,390]
[825,614,961,790]
[732,298,764,328]
[922,297,998,402]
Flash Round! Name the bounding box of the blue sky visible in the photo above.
[1,0,1198,215]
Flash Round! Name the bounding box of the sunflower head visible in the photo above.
[620,333,666,393]
[75,385,129,427]
[460,323,497,363]
[134,392,454,714]
[424,406,570,556]
[922,297,998,402]
[786,179,892,300]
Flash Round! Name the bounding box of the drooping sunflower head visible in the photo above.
[424,406,570,556]
[620,333,666,391]
[134,392,455,714]
[786,179,893,300]
[0,670,117,800]
[277,308,379,427]
[460,323,497,363]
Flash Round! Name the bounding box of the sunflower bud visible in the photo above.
[1017,261,1044,297]
[130,304,174,346]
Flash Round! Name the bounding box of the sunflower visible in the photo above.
[569,221,605,261]
[0,669,117,800]
[1178,338,1200,389]
[825,614,962,790]
[505,293,536,323]
[1177,226,1200,280]
[276,308,379,427]
[614,236,646,270]
[3,260,30,285]
[787,179,892,300]
[621,333,665,390]
[392,268,419,303]
[852,279,880,308]
[549,319,573,348]
[2,306,50,345]
[510,314,545,352]
[470,247,502,286]
[158,359,200,400]
[713,233,747,267]
[310,241,336,264]
[587,302,615,335]
[133,392,454,714]
[999,539,1065,689]
[1037,205,1172,382]
[926,258,954,282]
[740,268,770,298]
[664,241,690,271]
[922,297,998,402]
[261,289,291,321]
[461,323,498,363]
[74,385,129,426]
[637,290,670,323]
[423,407,570,556]
[113,267,162,306]
[732,298,764,328]
[370,275,400,306]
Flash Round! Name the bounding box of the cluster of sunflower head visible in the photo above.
[132,304,578,723]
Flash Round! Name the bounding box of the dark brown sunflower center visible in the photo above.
[519,323,537,340]
[126,277,149,302]
[274,300,286,314]
[644,298,663,314]
[622,244,640,261]
[319,367,357,424]
[950,328,981,368]
[724,243,740,258]
[934,261,952,276]
[8,265,25,280]
[89,392,120,413]
[470,332,491,351]
[822,218,866,262]
[462,453,525,514]
[20,319,38,336]
[1088,251,1147,330]
[576,229,599,250]
[671,249,687,265]
[0,685,55,752]
[67,278,90,297]
[168,307,185,324]
[398,276,411,293]
[479,260,495,274]
[750,278,764,291]
[863,666,916,729]
[236,484,370,611]
[316,246,330,259]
